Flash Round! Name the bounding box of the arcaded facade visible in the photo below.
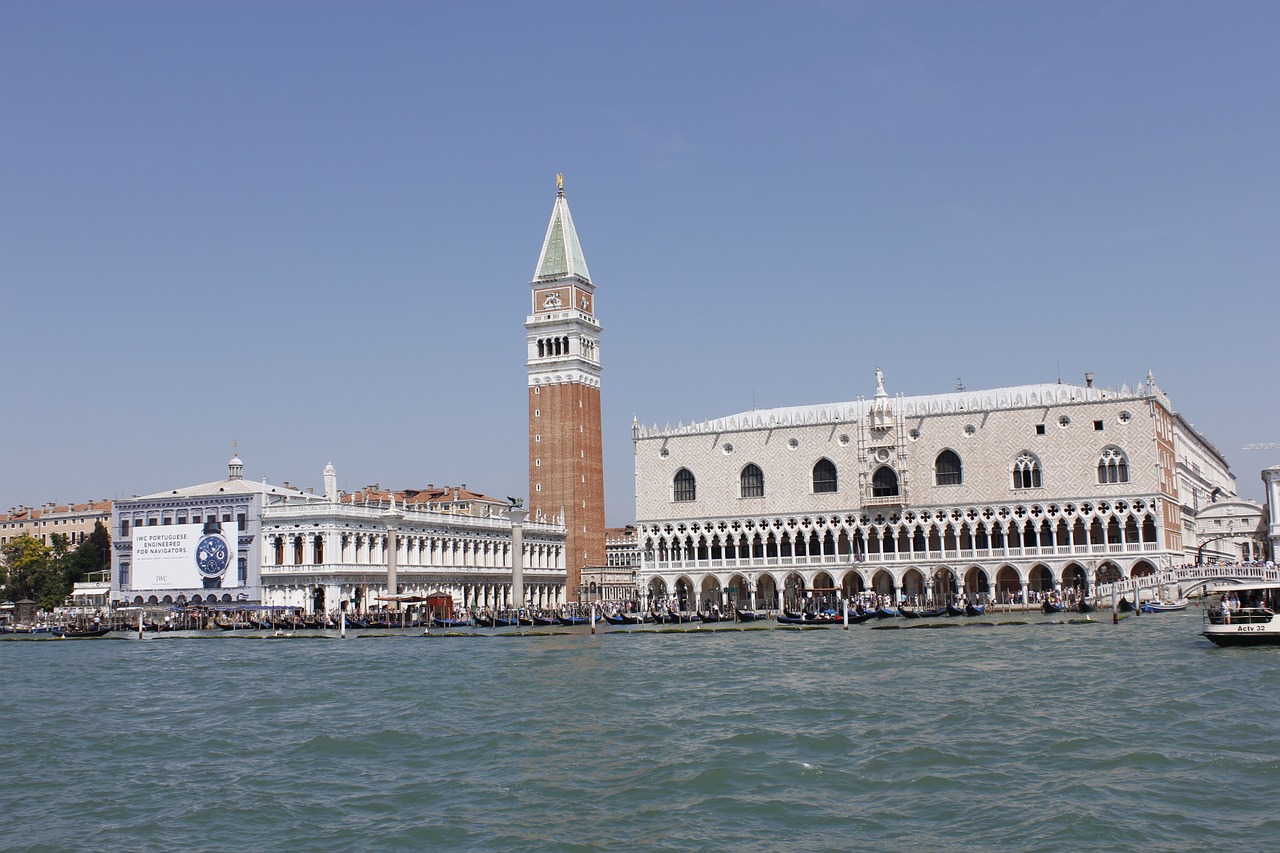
[633,371,1239,609]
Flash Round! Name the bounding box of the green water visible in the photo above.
[2,610,1277,852]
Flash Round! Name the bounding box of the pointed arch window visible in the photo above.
[872,466,900,497]
[1013,453,1042,489]
[673,468,697,502]
[812,459,838,493]
[740,464,765,498]
[935,449,963,486]
[1097,447,1130,484]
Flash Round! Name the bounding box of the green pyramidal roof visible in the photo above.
[534,184,591,283]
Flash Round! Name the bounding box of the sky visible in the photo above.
[2,0,1277,526]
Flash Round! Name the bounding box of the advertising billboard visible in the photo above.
[131,522,239,590]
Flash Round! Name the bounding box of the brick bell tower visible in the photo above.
[526,175,606,597]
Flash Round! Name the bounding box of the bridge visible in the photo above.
[1093,564,1280,604]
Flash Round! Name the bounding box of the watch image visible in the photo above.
[196,520,232,588]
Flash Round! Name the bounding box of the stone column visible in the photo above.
[383,502,403,610]
[510,504,529,609]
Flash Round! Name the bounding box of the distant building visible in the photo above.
[0,500,112,547]
[110,457,568,611]
[581,526,640,603]
[526,176,606,598]
[1191,499,1268,564]
[633,370,1241,609]
[1263,465,1280,561]
[110,455,306,606]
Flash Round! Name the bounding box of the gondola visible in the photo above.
[944,604,965,617]
[530,615,559,626]
[873,607,898,619]
[557,615,592,626]
[1041,601,1063,614]
[849,610,877,624]
[431,616,471,628]
[778,612,842,625]
[491,617,522,627]
[776,613,835,626]
[899,608,921,619]
[651,612,693,624]
[1117,597,1136,613]
[603,612,647,626]
[965,603,986,616]
[1076,600,1096,613]
[57,626,111,638]
[918,607,947,617]
[734,609,765,622]
[697,611,727,623]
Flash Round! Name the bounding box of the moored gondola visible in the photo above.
[557,615,592,626]
[1076,600,1096,613]
[603,612,647,626]
[944,604,965,617]
[734,608,765,622]
[57,626,111,638]
[1117,597,1136,613]
[1041,601,1063,614]
[965,603,986,616]
[697,611,726,623]
[431,616,471,628]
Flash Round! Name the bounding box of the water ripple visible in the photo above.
[1,611,1276,851]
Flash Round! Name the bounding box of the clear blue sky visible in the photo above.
[2,1,1277,525]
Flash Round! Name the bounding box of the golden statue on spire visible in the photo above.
[556,173,564,191]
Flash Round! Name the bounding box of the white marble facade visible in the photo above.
[633,372,1240,608]
[113,458,568,611]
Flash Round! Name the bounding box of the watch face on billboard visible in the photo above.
[131,523,239,590]
[196,532,231,579]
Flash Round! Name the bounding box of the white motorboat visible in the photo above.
[1142,599,1188,613]
[1201,582,1280,646]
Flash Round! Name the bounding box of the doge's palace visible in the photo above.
[633,370,1237,609]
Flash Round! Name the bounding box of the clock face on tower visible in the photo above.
[196,533,231,579]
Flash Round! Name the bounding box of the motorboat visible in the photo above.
[1141,599,1188,613]
[1201,583,1280,646]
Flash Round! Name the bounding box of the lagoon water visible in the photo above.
[3,610,1279,852]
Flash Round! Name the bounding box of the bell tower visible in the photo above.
[526,175,605,597]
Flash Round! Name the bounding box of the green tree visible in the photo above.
[49,532,70,559]
[88,521,111,572]
[1,535,55,605]
[58,539,101,590]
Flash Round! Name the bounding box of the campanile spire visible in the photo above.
[525,176,606,597]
